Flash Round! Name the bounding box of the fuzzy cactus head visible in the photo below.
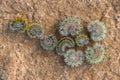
[40,34,57,51]
[57,16,83,36]
[9,17,26,32]
[27,23,43,38]
[87,20,107,41]
[84,43,105,64]
[56,37,75,56]
[64,49,84,67]
[75,34,89,47]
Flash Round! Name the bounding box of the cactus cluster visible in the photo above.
[57,16,83,36]
[40,34,57,51]
[9,16,107,67]
[56,18,106,67]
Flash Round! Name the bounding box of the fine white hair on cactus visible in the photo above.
[87,20,107,41]
[64,49,84,67]
[84,43,105,64]
[56,37,75,56]
[57,16,83,36]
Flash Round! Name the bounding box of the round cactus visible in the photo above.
[84,43,105,64]
[75,34,89,47]
[56,37,75,56]
[40,34,57,51]
[64,49,84,67]
[27,23,43,38]
[9,17,26,32]
[87,20,107,41]
[57,16,83,36]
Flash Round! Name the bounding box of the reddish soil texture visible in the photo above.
[0,0,120,80]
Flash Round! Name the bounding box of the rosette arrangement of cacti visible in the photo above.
[27,23,43,38]
[64,49,84,67]
[84,43,105,64]
[87,20,107,41]
[8,16,107,67]
[40,34,57,51]
[56,37,75,56]
[9,17,27,32]
[57,16,83,36]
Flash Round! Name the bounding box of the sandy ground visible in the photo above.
[0,0,120,80]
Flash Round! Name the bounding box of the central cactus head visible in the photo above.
[75,34,89,47]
